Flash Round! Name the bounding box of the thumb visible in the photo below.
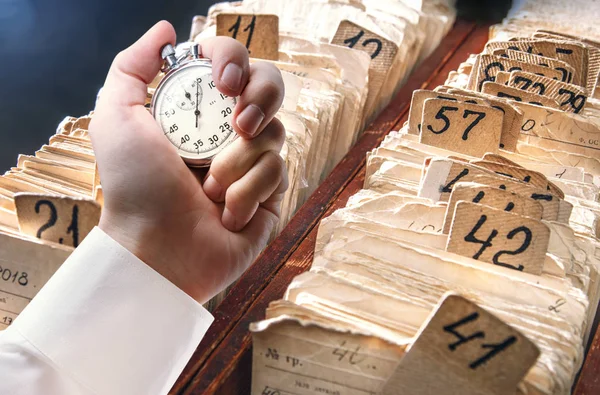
[98,20,176,109]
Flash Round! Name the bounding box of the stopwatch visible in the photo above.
[151,43,238,167]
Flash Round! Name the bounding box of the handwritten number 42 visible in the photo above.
[427,106,486,141]
[464,214,531,271]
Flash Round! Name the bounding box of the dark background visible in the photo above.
[0,0,217,170]
[0,0,511,171]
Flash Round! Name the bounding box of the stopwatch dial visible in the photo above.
[154,63,237,163]
[173,77,200,111]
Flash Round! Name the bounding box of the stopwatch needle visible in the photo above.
[195,82,201,128]
[178,77,193,102]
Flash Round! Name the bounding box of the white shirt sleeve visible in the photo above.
[0,227,214,395]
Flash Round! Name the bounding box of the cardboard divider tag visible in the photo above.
[443,183,544,234]
[469,54,563,92]
[331,20,398,121]
[435,87,523,152]
[446,201,550,275]
[216,14,279,60]
[481,82,561,109]
[477,154,565,198]
[493,71,510,85]
[480,153,522,168]
[407,90,489,135]
[533,30,600,96]
[15,194,101,248]
[458,174,561,222]
[484,40,588,88]
[419,99,503,157]
[420,159,507,202]
[381,294,540,395]
[470,160,549,190]
[419,160,561,221]
[492,49,576,84]
[507,71,588,113]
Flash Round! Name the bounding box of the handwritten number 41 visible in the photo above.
[427,106,486,141]
[444,312,517,369]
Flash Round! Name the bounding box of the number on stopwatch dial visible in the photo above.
[153,62,237,166]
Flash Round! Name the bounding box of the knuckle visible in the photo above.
[262,151,286,178]
[265,118,286,145]
[257,61,283,78]
[260,80,284,104]
[225,183,249,213]
[210,152,238,182]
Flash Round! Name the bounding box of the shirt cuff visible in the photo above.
[11,227,214,395]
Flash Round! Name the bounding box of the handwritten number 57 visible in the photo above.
[427,106,486,141]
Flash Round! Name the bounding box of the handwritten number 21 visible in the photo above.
[35,200,80,247]
[228,15,256,53]
[343,30,382,59]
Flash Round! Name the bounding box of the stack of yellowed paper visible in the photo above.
[0,115,100,329]
[190,0,457,232]
[0,1,457,329]
[250,3,600,395]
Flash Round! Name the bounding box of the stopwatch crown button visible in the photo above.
[192,44,201,59]
[161,44,178,68]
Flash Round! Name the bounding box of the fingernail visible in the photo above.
[236,104,265,136]
[222,207,238,231]
[203,175,224,202]
[221,63,243,92]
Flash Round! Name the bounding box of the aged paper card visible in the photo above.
[15,194,101,248]
[446,201,550,275]
[381,294,540,395]
[216,14,279,60]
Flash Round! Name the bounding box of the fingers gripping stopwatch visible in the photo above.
[151,43,238,167]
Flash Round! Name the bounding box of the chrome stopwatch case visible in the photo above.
[151,43,238,167]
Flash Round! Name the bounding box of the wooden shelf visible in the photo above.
[169,20,600,395]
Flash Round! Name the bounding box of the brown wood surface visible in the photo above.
[575,318,600,394]
[166,19,600,395]
[170,21,494,395]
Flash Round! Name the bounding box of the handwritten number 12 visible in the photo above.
[343,30,382,59]
[228,15,256,52]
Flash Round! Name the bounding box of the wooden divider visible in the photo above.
[170,20,481,395]
[169,18,600,395]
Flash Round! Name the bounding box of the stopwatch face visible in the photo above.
[153,61,238,166]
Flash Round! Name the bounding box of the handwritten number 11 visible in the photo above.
[228,15,256,52]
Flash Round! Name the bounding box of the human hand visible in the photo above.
[89,21,287,303]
